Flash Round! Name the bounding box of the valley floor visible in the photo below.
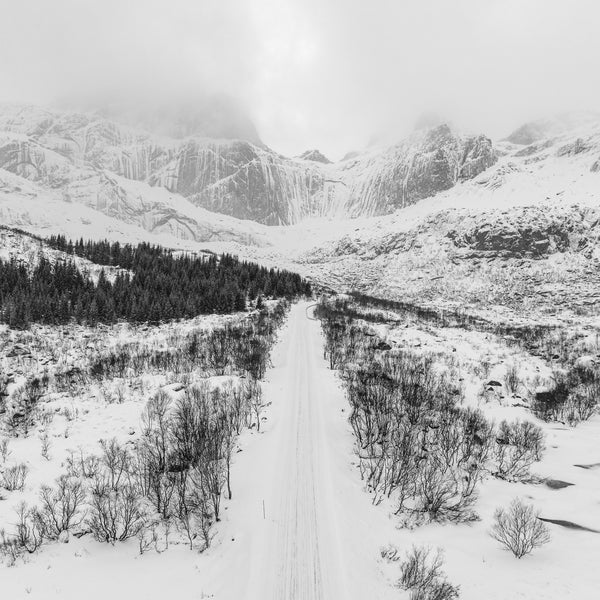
[2,302,600,599]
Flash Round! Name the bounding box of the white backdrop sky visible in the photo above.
[0,0,598,158]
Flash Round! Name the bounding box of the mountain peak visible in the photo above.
[298,149,332,164]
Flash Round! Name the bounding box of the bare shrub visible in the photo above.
[398,546,459,600]
[0,438,11,464]
[564,382,598,425]
[0,502,44,563]
[88,476,147,544]
[100,438,133,491]
[533,367,599,425]
[136,391,176,518]
[532,372,570,422]
[2,463,29,491]
[490,498,550,558]
[504,362,521,396]
[319,300,494,523]
[173,467,215,551]
[249,381,264,431]
[494,420,545,481]
[65,449,101,479]
[0,531,21,565]
[39,431,51,461]
[7,376,49,435]
[36,476,86,539]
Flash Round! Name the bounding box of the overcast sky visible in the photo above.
[0,0,598,158]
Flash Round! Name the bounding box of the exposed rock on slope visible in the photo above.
[340,125,496,217]
[446,206,600,259]
[0,104,496,227]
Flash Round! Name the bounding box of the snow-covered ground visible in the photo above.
[2,302,598,598]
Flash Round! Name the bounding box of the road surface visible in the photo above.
[209,301,386,600]
[243,301,350,599]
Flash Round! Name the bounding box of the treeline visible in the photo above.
[0,235,311,328]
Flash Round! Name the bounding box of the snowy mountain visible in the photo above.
[290,112,600,320]
[1,102,600,323]
[0,103,495,229]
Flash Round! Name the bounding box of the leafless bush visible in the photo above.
[494,420,545,481]
[532,372,570,422]
[100,438,133,491]
[398,546,459,600]
[136,395,178,519]
[36,476,86,539]
[173,467,215,551]
[88,476,147,544]
[16,502,43,552]
[490,498,550,558]
[0,531,21,565]
[39,431,51,460]
[65,449,101,479]
[249,381,264,431]
[319,301,494,523]
[2,463,29,491]
[504,362,521,396]
[137,521,167,555]
[7,376,49,435]
[533,367,599,425]
[0,438,11,464]
[0,502,44,563]
[564,383,598,424]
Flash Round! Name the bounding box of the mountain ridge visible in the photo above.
[0,103,496,228]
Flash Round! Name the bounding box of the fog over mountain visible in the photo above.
[0,0,598,158]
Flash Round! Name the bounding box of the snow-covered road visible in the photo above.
[204,301,390,600]
[261,302,349,599]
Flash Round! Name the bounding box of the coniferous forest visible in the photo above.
[0,235,311,328]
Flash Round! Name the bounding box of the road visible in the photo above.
[209,300,386,600]
[242,301,349,599]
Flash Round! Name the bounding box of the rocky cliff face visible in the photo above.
[446,206,600,259]
[149,139,326,225]
[341,125,496,217]
[0,104,497,227]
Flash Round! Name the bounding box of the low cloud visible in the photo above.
[0,0,598,158]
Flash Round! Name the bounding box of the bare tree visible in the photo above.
[36,476,86,539]
[100,438,133,491]
[13,502,44,554]
[490,498,550,558]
